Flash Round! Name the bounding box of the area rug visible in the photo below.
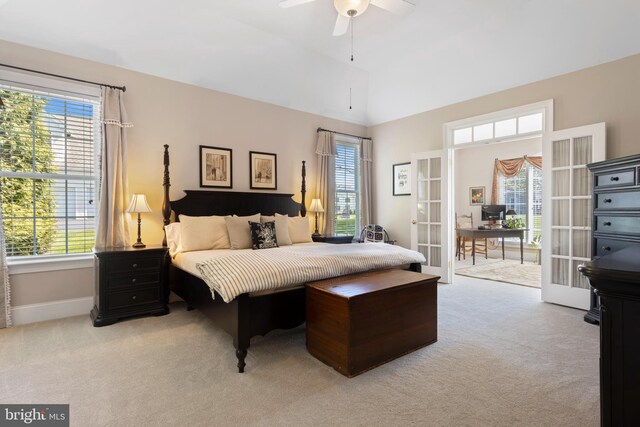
[455,259,541,288]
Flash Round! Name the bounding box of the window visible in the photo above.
[0,80,101,257]
[453,112,544,145]
[333,141,360,236]
[499,164,542,243]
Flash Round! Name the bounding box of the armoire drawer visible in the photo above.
[596,191,640,210]
[595,168,635,188]
[596,216,640,235]
[594,237,640,258]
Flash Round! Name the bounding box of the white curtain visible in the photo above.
[95,88,132,249]
[360,138,373,226]
[0,194,11,329]
[315,131,336,235]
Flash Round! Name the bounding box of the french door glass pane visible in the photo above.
[417,181,428,201]
[553,170,570,196]
[417,246,428,265]
[417,202,428,222]
[430,202,441,223]
[552,258,570,286]
[430,225,441,244]
[429,181,441,201]
[573,136,593,165]
[573,260,591,289]
[430,158,441,178]
[552,139,570,167]
[418,224,428,243]
[552,229,570,256]
[573,230,591,258]
[573,199,591,227]
[552,200,569,226]
[430,247,441,267]
[573,168,591,196]
[417,160,428,180]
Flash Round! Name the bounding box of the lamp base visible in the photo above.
[132,242,146,248]
[312,232,322,237]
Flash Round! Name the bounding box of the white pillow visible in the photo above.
[288,216,313,244]
[225,214,261,249]
[179,214,231,252]
[164,223,183,257]
[261,214,292,246]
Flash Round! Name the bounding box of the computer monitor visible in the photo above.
[481,204,506,221]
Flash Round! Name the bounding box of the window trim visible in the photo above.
[0,68,101,261]
[332,136,362,237]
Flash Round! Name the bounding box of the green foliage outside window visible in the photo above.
[0,90,57,255]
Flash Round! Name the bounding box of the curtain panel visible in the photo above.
[0,194,11,329]
[315,131,337,235]
[95,88,133,249]
[360,138,373,227]
[491,155,542,204]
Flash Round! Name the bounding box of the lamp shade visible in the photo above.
[127,194,152,213]
[506,209,517,216]
[309,198,324,213]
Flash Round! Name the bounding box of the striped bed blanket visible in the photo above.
[196,243,426,302]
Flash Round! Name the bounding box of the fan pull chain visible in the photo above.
[350,18,354,62]
[349,88,352,110]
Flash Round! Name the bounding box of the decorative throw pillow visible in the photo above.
[249,221,278,250]
[288,216,313,244]
[261,214,292,246]
[225,214,261,249]
[179,214,230,252]
[164,223,183,257]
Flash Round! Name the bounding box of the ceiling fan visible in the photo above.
[279,0,415,36]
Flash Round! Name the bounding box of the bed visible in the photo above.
[161,145,423,372]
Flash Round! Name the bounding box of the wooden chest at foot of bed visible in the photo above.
[306,269,439,377]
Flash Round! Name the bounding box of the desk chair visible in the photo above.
[456,213,488,260]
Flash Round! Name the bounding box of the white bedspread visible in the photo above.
[194,242,426,302]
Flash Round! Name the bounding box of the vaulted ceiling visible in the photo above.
[1,0,639,125]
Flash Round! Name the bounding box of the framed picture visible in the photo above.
[470,186,485,205]
[250,151,277,190]
[393,162,411,196]
[200,145,232,188]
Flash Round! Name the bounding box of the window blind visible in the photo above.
[0,83,101,257]
[334,142,360,236]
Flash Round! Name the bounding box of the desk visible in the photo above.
[457,228,526,265]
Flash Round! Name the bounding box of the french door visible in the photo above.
[411,150,451,282]
[541,123,605,309]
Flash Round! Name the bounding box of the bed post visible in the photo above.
[300,160,307,217]
[162,144,171,247]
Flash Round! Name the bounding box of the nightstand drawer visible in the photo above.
[596,191,640,210]
[596,216,640,235]
[108,272,160,289]
[107,257,161,273]
[595,169,635,188]
[107,287,160,310]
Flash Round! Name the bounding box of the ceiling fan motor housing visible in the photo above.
[334,0,370,17]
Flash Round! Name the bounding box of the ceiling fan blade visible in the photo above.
[279,0,316,8]
[333,14,350,36]
[370,0,415,15]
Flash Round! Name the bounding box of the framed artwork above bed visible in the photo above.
[200,145,232,188]
[250,151,277,190]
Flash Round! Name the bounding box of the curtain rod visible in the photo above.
[316,127,371,141]
[0,63,126,92]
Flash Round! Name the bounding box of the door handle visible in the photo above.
[411,220,417,225]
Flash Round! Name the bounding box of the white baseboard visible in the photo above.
[11,296,94,326]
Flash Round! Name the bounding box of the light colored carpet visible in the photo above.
[456,259,541,288]
[0,276,598,426]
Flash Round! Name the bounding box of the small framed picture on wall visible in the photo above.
[200,145,232,188]
[470,186,485,205]
[393,162,411,196]
[250,151,277,190]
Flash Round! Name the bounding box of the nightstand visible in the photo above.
[312,235,354,244]
[90,245,169,327]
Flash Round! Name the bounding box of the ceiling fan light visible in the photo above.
[334,0,370,17]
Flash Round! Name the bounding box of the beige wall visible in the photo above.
[372,53,640,248]
[3,40,365,307]
[454,137,541,223]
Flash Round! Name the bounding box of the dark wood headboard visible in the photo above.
[162,145,306,246]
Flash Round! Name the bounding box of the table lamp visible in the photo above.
[309,198,324,237]
[127,194,152,248]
